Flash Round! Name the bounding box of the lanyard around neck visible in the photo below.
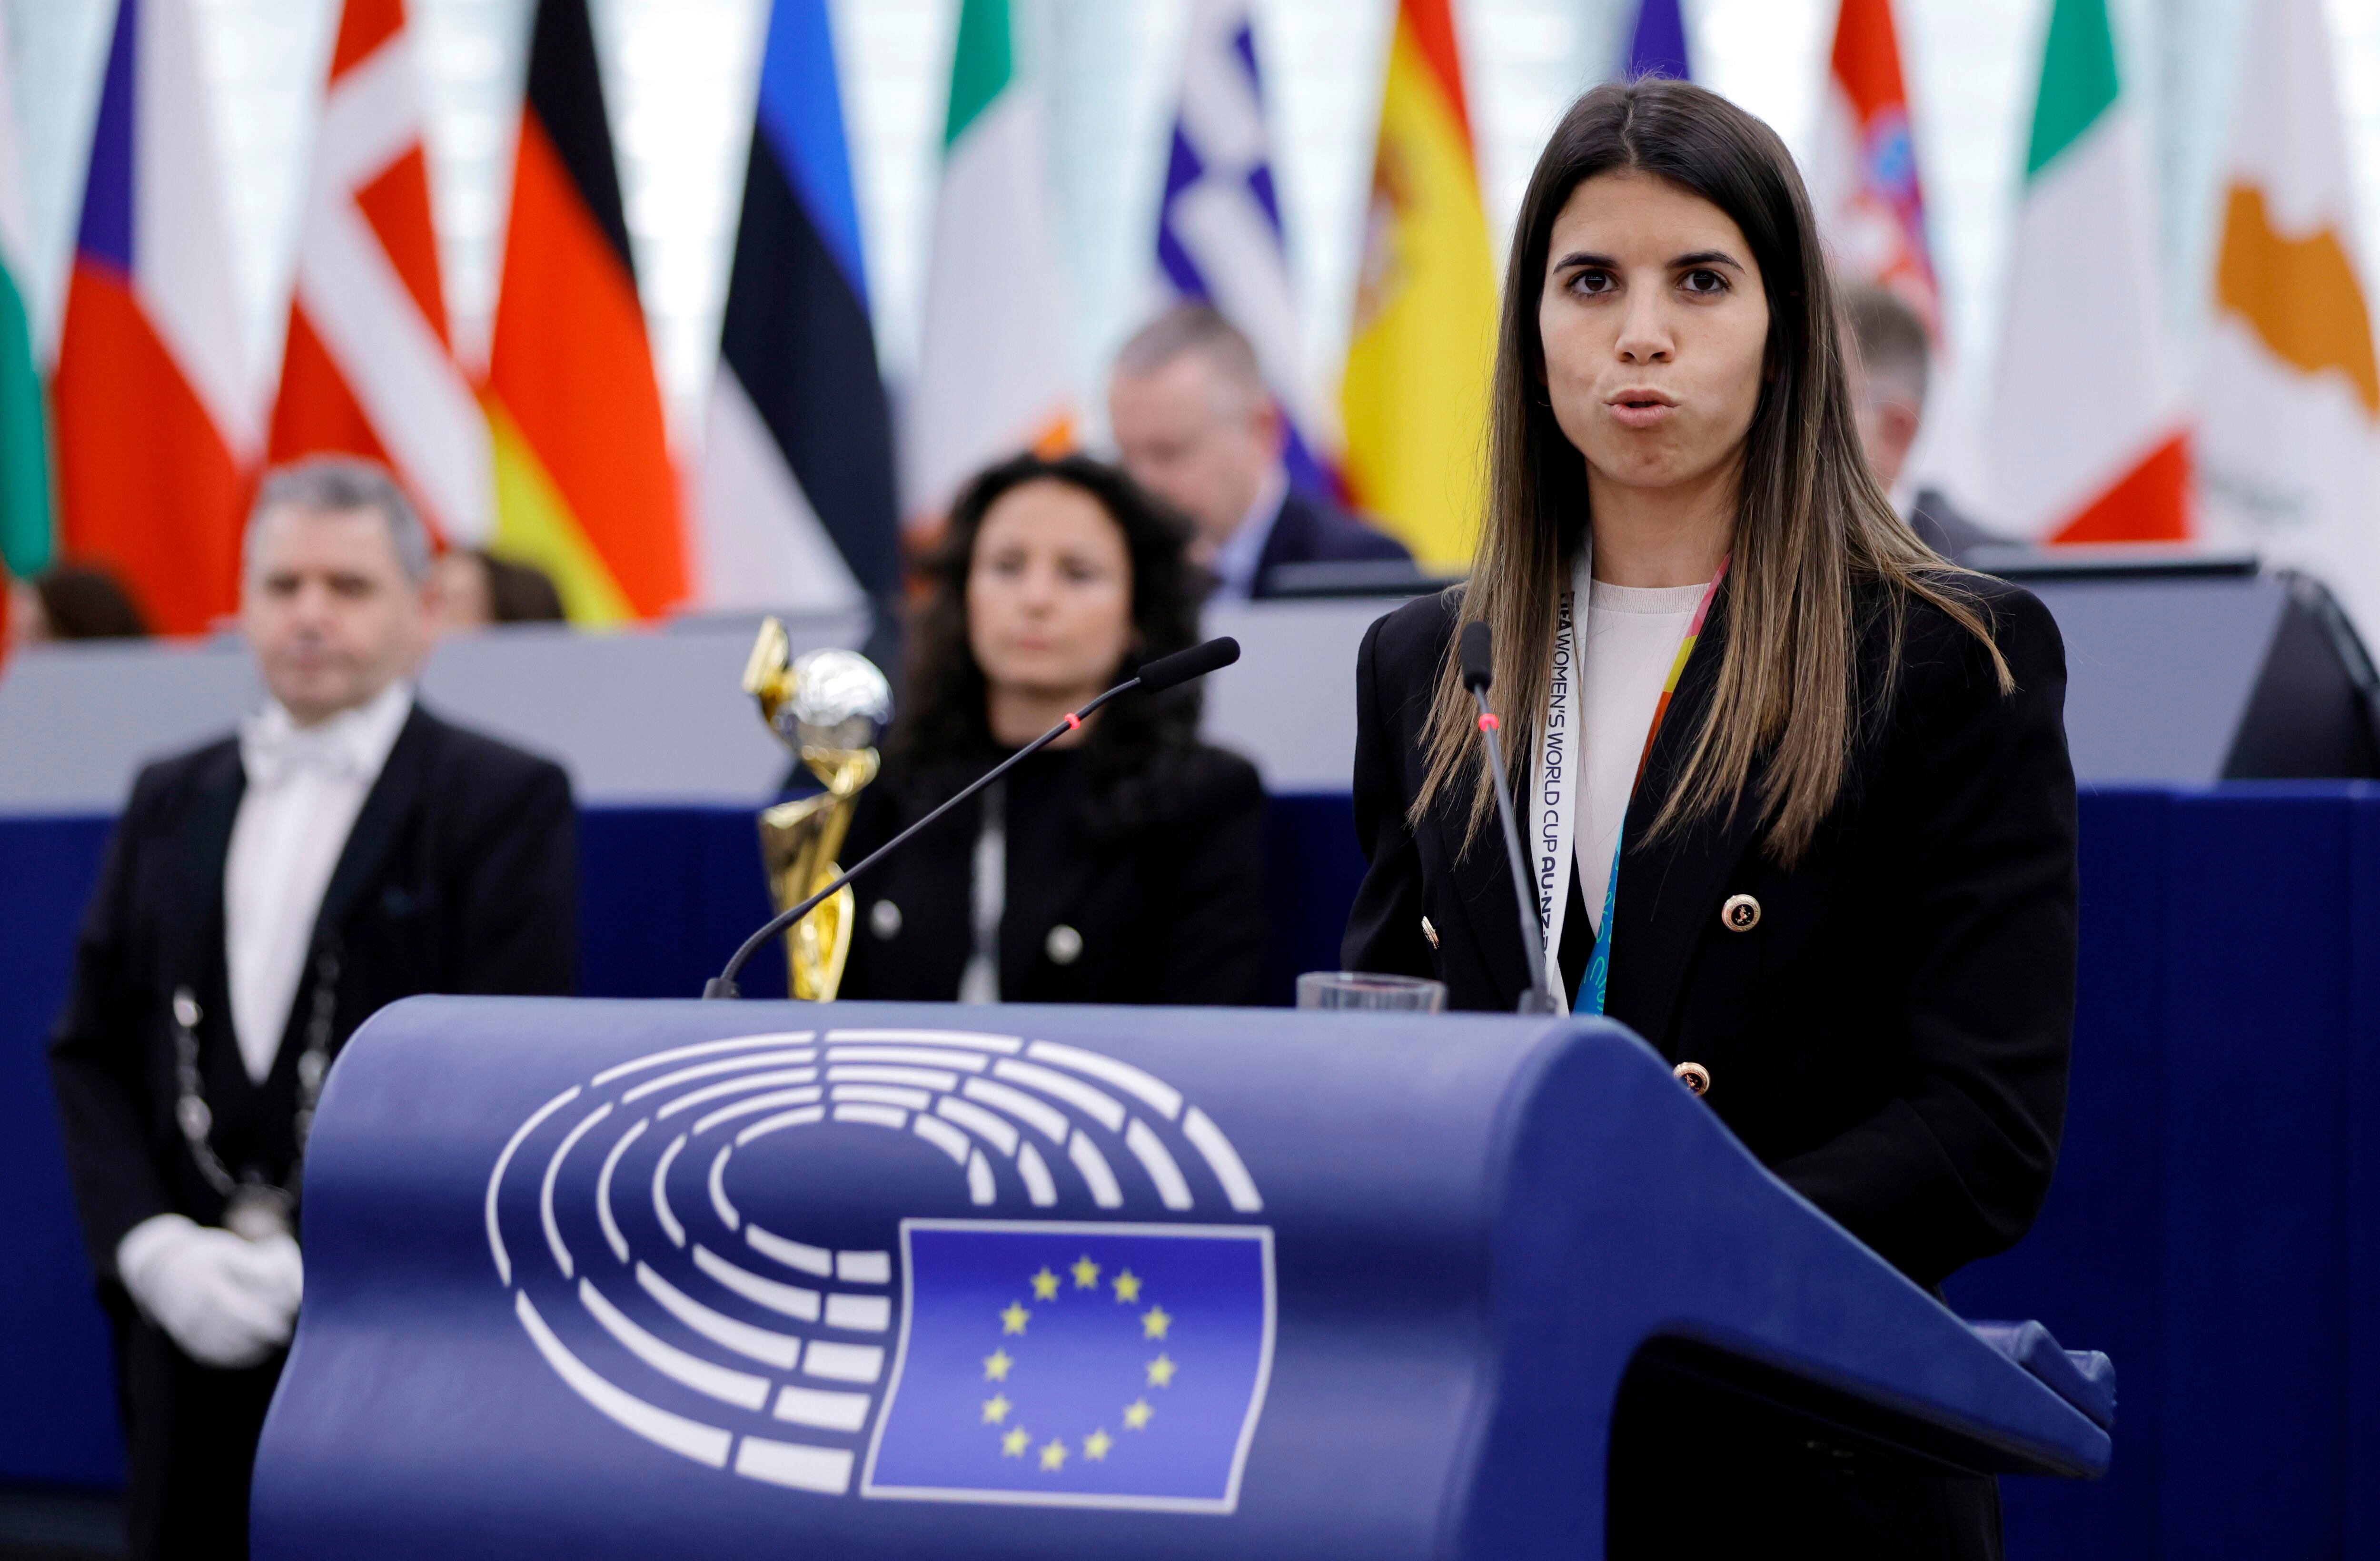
[1534,549,1728,1015]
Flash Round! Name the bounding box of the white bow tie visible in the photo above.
[241,716,370,788]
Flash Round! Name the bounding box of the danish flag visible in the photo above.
[269,0,490,545]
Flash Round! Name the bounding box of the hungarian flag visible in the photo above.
[1985,0,2186,543]
[903,0,1075,529]
[2196,0,2380,631]
[52,0,259,635]
[272,0,489,548]
[1811,0,1939,332]
[485,0,684,621]
[1339,0,1497,572]
[0,3,51,594]
[699,0,894,612]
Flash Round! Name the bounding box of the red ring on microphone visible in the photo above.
[1477,713,1499,732]
[1064,712,1082,731]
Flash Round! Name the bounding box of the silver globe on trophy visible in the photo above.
[740,619,893,1000]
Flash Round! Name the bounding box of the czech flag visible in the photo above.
[485,0,685,622]
[52,0,259,636]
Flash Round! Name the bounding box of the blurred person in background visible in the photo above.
[837,452,1267,1006]
[1842,282,2002,564]
[1109,304,1412,598]
[432,546,567,632]
[48,456,576,1559]
[7,563,151,649]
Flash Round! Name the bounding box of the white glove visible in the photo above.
[117,1214,304,1369]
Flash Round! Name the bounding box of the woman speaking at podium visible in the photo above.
[837,453,1267,1006]
[1343,80,2076,1557]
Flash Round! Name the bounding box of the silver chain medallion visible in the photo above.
[169,943,341,1244]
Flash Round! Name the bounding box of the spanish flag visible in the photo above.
[1339,0,1498,573]
[484,0,684,622]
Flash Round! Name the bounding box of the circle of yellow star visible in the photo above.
[1140,1304,1172,1340]
[982,1349,1013,1382]
[1000,1302,1031,1335]
[1070,1255,1101,1289]
[1145,1353,1177,1388]
[1083,1428,1114,1461]
[1123,1397,1155,1430]
[981,1393,1011,1424]
[1030,1267,1060,1302]
[1039,1438,1069,1471]
[1001,1426,1031,1457]
[1111,1269,1142,1304]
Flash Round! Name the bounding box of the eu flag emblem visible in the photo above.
[863,1220,1275,1512]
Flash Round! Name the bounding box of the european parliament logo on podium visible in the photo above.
[864,1221,1274,1510]
[481,1026,1276,1509]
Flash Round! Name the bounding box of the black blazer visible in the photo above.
[1251,489,1413,597]
[1344,578,2077,1288]
[49,703,576,1275]
[836,744,1268,1006]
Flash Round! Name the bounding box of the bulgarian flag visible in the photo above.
[484,0,685,621]
[1985,0,2186,543]
[1812,0,1939,331]
[272,0,490,549]
[902,0,1075,529]
[1340,0,1498,572]
[0,2,51,594]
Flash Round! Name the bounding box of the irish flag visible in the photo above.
[52,0,260,635]
[484,0,684,621]
[903,0,1074,528]
[0,2,50,593]
[272,0,490,548]
[1340,0,1497,571]
[2194,0,2380,632]
[1985,0,2186,543]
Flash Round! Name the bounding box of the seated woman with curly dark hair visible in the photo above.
[836,451,1267,1006]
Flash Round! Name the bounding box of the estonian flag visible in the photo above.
[696,0,897,612]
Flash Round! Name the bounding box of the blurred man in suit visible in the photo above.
[49,456,576,1560]
[1109,305,1413,598]
[1842,283,2002,564]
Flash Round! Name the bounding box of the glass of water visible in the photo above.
[1295,971,1448,1013]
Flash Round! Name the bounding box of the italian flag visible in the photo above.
[1985,0,2187,543]
[902,0,1075,528]
[0,2,50,593]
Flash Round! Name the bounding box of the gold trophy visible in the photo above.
[742,620,893,1000]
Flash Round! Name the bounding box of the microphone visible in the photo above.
[703,637,1242,998]
[1460,622,1561,1014]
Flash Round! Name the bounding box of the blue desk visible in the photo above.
[4,789,2376,1558]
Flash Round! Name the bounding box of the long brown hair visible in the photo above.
[1415,79,2006,863]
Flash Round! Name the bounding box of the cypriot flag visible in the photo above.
[1985,0,2186,543]
[902,0,1075,529]
[2194,0,2380,632]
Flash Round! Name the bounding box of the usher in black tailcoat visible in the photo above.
[48,703,575,1561]
[1346,575,2077,1290]
[1345,576,2077,1555]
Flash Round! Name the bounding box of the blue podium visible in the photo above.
[253,999,2110,1558]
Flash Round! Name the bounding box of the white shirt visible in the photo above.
[1575,580,1705,933]
[1206,465,1290,601]
[223,681,412,1082]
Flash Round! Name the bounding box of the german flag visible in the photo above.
[485,0,684,622]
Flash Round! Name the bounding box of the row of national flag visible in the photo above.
[1,0,2377,640]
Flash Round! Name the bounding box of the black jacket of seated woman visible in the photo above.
[837,453,1267,1008]
[1340,80,2075,1560]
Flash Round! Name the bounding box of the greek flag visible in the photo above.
[863,1221,1274,1511]
[1153,0,1337,496]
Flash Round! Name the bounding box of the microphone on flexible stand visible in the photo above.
[702,636,1243,999]
[1459,622,1562,1015]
